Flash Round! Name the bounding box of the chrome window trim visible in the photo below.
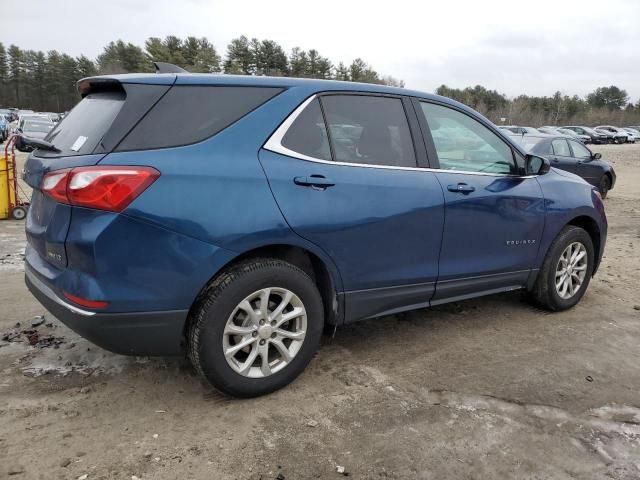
[263,94,536,179]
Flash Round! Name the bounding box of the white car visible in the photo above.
[622,127,640,142]
[14,113,53,134]
[595,125,634,143]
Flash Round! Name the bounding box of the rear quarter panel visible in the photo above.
[98,86,345,294]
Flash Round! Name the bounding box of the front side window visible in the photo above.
[569,140,592,159]
[420,102,515,174]
[281,99,331,160]
[320,95,416,168]
[551,139,571,156]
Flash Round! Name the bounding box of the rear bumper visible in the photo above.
[25,265,188,356]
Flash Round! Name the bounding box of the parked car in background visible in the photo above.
[510,134,615,198]
[595,125,634,143]
[16,119,55,151]
[556,128,590,143]
[0,114,8,142]
[0,108,14,122]
[593,128,619,144]
[538,127,561,135]
[15,114,53,134]
[498,125,541,135]
[622,127,640,138]
[563,126,609,144]
[538,126,590,143]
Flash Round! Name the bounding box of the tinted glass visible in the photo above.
[43,92,125,156]
[118,86,283,151]
[570,140,592,159]
[509,135,546,152]
[320,95,416,167]
[281,99,331,160]
[420,102,515,174]
[24,121,54,133]
[551,139,571,156]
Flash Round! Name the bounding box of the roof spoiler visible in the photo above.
[153,62,188,74]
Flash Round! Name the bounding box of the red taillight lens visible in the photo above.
[41,166,160,212]
[63,292,109,310]
[41,169,71,204]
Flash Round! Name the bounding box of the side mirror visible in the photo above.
[525,154,551,175]
[592,152,602,160]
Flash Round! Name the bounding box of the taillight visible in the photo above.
[41,166,160,212]
[41,169,70,204]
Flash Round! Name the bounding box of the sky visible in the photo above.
[3,0,640,102]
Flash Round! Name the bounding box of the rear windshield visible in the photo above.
[43,91,125,156]
[24,121,54,133]
[509,135,546,151]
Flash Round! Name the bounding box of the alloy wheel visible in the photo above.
[555,242,588,300]
[222,288,307,378]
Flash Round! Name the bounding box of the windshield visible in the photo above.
[24,121,54,133]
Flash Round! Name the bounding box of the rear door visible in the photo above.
[261,93,445,321]
[414,100,545,303]
[549,138,579,175]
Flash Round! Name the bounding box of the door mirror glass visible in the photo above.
[526,154,550,175]
[592,152,602,160]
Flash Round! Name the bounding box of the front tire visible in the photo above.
[598,175,611,199]
[187,258,324,397]
[530,226,594,311]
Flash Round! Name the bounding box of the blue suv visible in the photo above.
[23,72,607,397]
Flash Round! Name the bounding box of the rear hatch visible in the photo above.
[24,76,174,272]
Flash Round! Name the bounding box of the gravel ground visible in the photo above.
[0,144,639,479]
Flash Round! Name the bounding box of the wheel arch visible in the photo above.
[566,215,602,274]
[185,242,344,341]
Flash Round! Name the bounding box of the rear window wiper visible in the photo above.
[18,135,61,153]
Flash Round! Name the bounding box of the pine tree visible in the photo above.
[0,43,8,106]
[224,36,252,74]
[8,45,24,105]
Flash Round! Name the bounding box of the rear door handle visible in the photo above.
[294,175,335,188]
[447,183,475,194]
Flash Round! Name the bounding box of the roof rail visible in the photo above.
[153,62,188,74]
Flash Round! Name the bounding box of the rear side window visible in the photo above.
[117,86,282,151]
[281,99,331,160]
[44,91,125,156]
[551,139,571,156]
[320,95,416,168]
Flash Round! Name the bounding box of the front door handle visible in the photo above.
[447,183,475,194]
[294,175,335,188]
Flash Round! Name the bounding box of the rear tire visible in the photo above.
[187,258,324,397]
[530,226,594,311]
[598,175,611,199]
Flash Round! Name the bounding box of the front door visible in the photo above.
[567,139,602,186]
[415,100,545,303]
[260,94,444,321]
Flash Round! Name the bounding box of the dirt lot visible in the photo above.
[1,144,639,479]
